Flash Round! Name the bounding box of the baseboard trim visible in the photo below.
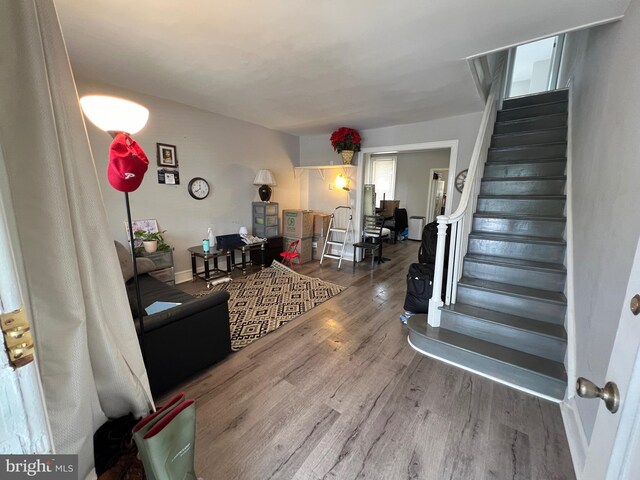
[407,336,563,404]
[175,269,193,284]
[561,396,587,479]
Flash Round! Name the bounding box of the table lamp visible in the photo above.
[80,95,150,356]
[253,169,276,202]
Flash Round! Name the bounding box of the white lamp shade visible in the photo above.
[253,169,276,186]
[80,95,149,134]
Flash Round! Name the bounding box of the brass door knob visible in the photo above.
[576,377,620,414]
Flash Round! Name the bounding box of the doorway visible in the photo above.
[354,141,458,257]
[506,35,565,98]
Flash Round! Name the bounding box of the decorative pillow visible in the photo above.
[114,241,157,281]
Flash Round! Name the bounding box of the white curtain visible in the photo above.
[0,0,153,476]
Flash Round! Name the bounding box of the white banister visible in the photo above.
[427,52,507,327]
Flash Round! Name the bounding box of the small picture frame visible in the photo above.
[157,143,178,167]
[157,168,180,185]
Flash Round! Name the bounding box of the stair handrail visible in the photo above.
[428,53,508,326]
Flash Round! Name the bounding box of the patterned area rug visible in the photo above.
[195,261,346,351]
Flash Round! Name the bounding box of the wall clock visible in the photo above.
[455,169,468,193]
[187,177,210,200]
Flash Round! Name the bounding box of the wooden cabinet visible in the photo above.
[252,202,279,238]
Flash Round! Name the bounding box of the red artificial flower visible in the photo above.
[329,127,362,153]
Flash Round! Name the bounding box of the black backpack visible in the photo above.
[418,221,451,265]
[403,263,435,313]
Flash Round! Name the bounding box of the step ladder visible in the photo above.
[320,206,353,271]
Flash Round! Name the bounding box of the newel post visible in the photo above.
[428,217,448,327]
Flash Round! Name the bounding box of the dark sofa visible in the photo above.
[116,242,231,396]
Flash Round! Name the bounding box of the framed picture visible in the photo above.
[157,168,180,185]
[124,218,159,248]
[157,143,178,167]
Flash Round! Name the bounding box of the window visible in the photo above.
[370,156,397,206]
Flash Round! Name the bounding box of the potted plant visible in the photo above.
[330,127,362,164]
[134,230,170,256]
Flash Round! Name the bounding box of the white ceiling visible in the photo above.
[54,0,629,136]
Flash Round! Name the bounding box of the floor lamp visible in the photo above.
[80,95,150,358]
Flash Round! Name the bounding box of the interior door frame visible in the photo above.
[354,141,459,255]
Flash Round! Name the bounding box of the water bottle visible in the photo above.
[208,228,215,251]
[202,238,210,253]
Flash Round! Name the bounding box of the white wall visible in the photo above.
[565,2,640,441]
[393,150,451,218]
[77,78,300,279]
[305,170,354,216]
[299,111,483,214]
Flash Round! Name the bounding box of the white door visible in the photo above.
[581,235,640,479]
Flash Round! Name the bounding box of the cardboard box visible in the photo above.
[283,236,312,264]
[282,210,313,238]
[311,235,327,260]
[313,213,332,237]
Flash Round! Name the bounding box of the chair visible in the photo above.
[280,240,300,269]
[352,215,390,271]
[384,207,408,243]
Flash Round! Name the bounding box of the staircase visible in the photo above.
[408,89,569,401]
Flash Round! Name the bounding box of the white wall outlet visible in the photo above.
[329,183,334,190]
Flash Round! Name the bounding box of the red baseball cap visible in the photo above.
[107,133,149,192]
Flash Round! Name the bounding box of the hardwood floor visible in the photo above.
[172,240,576,480]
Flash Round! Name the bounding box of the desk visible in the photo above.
[188,246,231,282]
